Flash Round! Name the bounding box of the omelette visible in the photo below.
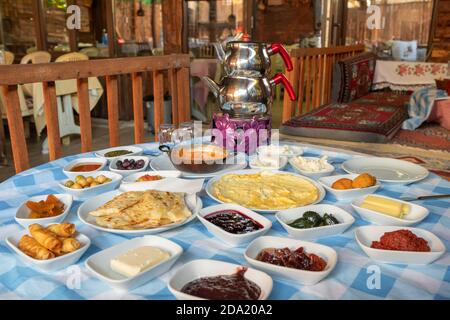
[212,171,319,210]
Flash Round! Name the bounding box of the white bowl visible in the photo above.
[122,170,181,184]
[109,156,150,177]
[15,194,73,229]
[168,259,273,300]
[289,157,335,179]
[256,144,303,158]
[85,235,182,291]
[244,236,337,285]
[318,174,381,201]
[276,204,355,240]
[6,229,90,272]
[248,155,288,170]
[62,157,108,180]
[95,146,143,162]
[351,195,429,226]
[59,171,122,200]
[197,204,272,246]
[78,190,202,236]
[355,226,445,265]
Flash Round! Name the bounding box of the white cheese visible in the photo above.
[291,156,330,172]
[110,246,170,278]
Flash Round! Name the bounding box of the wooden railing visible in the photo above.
[282,45,365,122]
[0,54,191,173]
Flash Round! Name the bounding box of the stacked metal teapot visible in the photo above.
[204,35,296,153]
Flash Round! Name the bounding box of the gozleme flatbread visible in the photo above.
[89,190,192,230]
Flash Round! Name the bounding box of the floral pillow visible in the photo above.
[332,52,377,103]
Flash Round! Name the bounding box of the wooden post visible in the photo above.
[176,67,191,123]
[132,72,144,144]
[153,70,164,141]
[106,75,120,146]
[169,69,179,126]
[162,0,186,53]
[32,0,47,51]
[67,0,78,52]
[76,78,93,152]
[105,0,116,57]
[1,85,29,173]
[42,82,62,160]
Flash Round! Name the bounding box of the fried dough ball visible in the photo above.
[332,178,353,190]
[352,173,377,189]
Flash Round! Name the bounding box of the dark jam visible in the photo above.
[256,247,327,271]
[205,210,263,234]
[181,268,261,300]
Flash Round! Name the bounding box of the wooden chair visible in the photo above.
[3,51,14,65]
[282,44,365,122]
[0,55,191,173]
[56,52,89,62]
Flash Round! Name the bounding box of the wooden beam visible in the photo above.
[176,67,191,123]
[153,70,164,141]
[132,72,144,144]
[1,86,29,173]
[162,0,185,53]
[77,78,93,152]
[0,55,190,85]
[67,0,78,52]
[42,82,62,160]
[32,0,47,51]
[106,75,120,146]
[105,0,116,57]
[169,69,179,126]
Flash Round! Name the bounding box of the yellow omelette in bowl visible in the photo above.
[212,171,319,210]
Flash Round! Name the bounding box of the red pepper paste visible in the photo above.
[371,229,430,252]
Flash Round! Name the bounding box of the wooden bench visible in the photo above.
[282,45,365,122]
[0,54,191,174]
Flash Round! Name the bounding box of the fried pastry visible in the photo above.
[19,235,55,260]
[331,178,353,190]
[47,223,76,237]
[352,173,377,188]
[29,224,62,252]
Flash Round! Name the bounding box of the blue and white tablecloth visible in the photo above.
[0,142,449,300]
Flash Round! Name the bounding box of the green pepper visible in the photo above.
[288,217,308,229]
[323,213,339,225]
[303,211,321,226]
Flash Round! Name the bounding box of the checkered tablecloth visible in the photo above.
[0,142,449,300]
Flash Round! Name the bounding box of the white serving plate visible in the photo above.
[6,229,90,272]
[318,173,381,201]
[168,259,273,300]
[256,144,303,158]
[205,169,326,213]
[62,157,108,180]
[122,170,181,184]
[59,171,122,200]
[276,204,355,240]
[95,146,143,162]
[85,236,182,291]
[352,195,429,226]
[78,190,202,236]
[342,157,429,184]
[248,155,288,170]
[109,156,150,177]
[289,157,335,179]
[15,194,73,229]
[244,236,337,285]
[150,153,247,178]
[355,226,445,265]
[197,204,272,246]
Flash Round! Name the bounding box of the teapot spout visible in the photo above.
[213,42,225,61]
[202,76,220,98]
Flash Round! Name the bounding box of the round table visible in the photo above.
[0,142,449,300]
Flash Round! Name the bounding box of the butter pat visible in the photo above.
[111,246,170,278]
[361,195,410,218]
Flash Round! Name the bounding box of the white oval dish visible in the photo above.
[276,204,355,240]
[168,259,273,300]
[342,157,429,184]
[15,194,73,229]
[95,146,143,162]
[205,169,326,213]
[248,155,288,171]
[59,171,122,200]
[318,173,381,201]
[244,236,337,285]
[109,156,150,177]
[351,195,429,226]
[355,226,445,265]
[5,228,90,272]
[197,204,272,246]
[62,157,108,180]
[256,145,303,158]
[122,170,182,184]
[85,235,183,291]
[288,157,335,179]
[78,190,202,236]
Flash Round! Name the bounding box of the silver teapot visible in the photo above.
[214,41,293,76]
[203,73,296,117]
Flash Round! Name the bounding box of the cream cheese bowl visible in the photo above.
[159,143,234,174]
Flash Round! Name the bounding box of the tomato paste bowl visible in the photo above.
[63,157,108,180]
[159,143,233,174]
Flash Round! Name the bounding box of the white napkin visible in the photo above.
[119,177,204,194]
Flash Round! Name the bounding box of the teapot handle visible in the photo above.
[270,74,296,101]
[268,43,293,71]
